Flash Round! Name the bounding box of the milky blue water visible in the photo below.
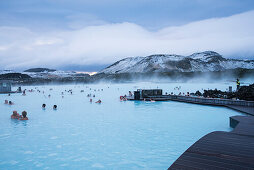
[0,82,243,169]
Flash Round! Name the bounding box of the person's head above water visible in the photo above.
[42,104,46,108]
[9,101,12,104]
[22,111,27,118]
[13,110,17,116]
[53,105,57,109]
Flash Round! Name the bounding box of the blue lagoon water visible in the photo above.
[0,82,243,169]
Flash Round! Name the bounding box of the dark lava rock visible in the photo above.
[203,89,228,98]
[0,73,31,79]
[195,90,202,96]
[197,83,253,101]
[236,84,254,101]
[24,68,56,72]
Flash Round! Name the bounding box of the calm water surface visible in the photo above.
[0,82,243,169]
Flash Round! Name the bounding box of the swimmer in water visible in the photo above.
[53,105,57,110]
[4,100,8,104]
[95,99,101,103]
[9,101,13,105]
[20,111,28,120]
[90,99,92,103]
[11,111,20,119]
[150,98,155,102]
[42,104,46,109]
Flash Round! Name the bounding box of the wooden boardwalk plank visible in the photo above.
[182,152,254,168]
[169,130,254,170]
[177,153,252,169]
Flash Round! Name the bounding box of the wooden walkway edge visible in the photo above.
[169,115,254,170]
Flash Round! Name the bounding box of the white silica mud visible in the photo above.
[0,82,244,169]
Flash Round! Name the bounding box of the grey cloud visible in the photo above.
[0,10,254,70]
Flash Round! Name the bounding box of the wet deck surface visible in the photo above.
[169,116,254,170]
[226,105,254,116]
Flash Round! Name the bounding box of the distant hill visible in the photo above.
[24,68,56,72]
[0,73,31,79]
[100,51,254,74]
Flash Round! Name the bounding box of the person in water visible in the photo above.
[11,111,21,119]
[129,91,133,96]
[90,98,92,102]
[53,105,57,110]
[20,111,28,120]
[9,101,13,105]
[150,98,155,102]
[95,99,101,103]
[4,100,8,104]
[42,104,46,109]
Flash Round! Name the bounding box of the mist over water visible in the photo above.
[92,70,254,86]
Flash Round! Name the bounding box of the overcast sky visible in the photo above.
[0,0,254,71]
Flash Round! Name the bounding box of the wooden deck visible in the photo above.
[169,116,254,169]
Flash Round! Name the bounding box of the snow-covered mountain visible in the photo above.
[100,51,254,74]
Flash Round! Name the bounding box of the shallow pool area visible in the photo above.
[0,82,243,169]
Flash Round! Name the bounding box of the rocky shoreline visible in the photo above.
[193,83,254,101]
